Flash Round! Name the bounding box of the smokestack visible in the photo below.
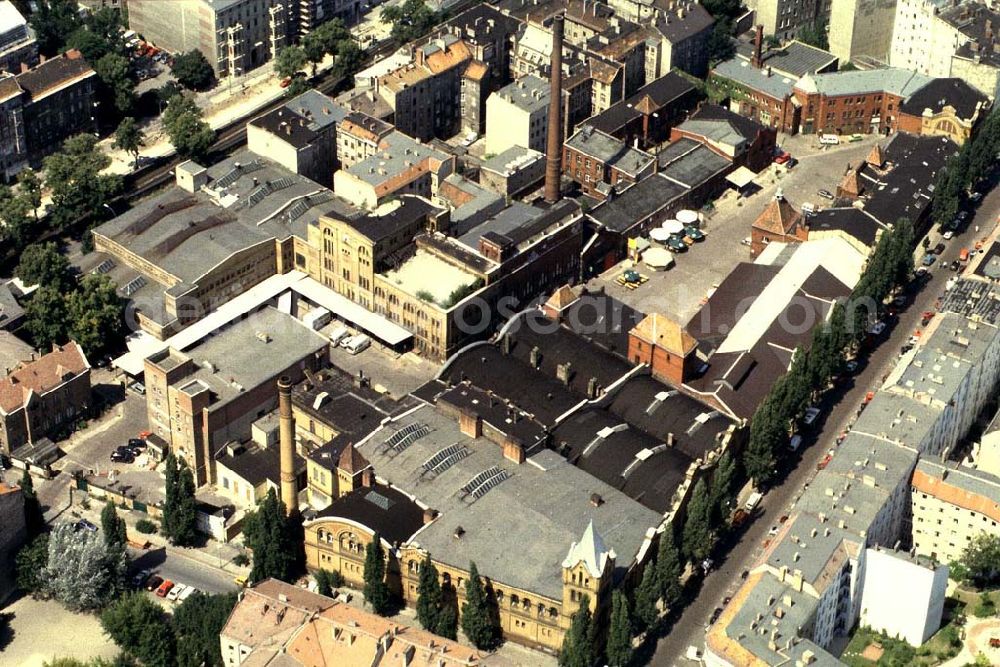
[545,14,565,203]
[278,376,298,518]
[752,24,764,68]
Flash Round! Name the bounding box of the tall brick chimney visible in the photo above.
[278,376,299,518]
[544,13,565,203]
[752,24,764,69]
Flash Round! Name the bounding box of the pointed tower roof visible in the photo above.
[337,443,370,475]
[543,285,578,314]
[562,520,615,578]
[630,313,697,356]
[839,168,863,198]
[634,94,657,116]
[866,143,884,169]
[752,193,803,236]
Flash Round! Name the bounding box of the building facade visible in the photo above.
[485,74,551,156]
[0,0,37,74]
[128,0,292,77]
[828,0,897,64]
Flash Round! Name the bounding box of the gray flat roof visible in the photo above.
[712,57,796,99]
[480,145,545,176]
[659,142,732,188]
[795,68,932,98]
[172,306,328,409]
[345,131,450,187]
[492,74,550,113]
[735,40,838,78]
[565,126,653,177]
[589,173,688,233]
[916,458,1000,505]
[354,404,661,600]
[94,150,351,285]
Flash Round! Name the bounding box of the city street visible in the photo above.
[647,178,1000,665]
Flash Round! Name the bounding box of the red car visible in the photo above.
[155,580,174,598]
[774,152,791,164]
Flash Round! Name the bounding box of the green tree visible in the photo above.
[633,564,659,632]
[301,19,350,74]
[606,590,633,667]
[161,453,199,546]
[16,241,69,290]
[656,531,683,609]
[174,592,238,667]
[362,533,392,615]
[94,53,136,116]
[959,533,1000,588]
[15,533,49,594]
[66,274,124,358]
[43,133,122,229]
[0,185,33,250]
[315,568,343,597]
[156,81,183,111]
[243,488,299,583]
[707,20,735,65]
[416,553,442,632]
[435,603,458,640]
[171,50,215,91]
[162,95,215,161]
[101,592,176,667]
[798,19,829,50]
[25,286,69,350]
[559,594,595,667]
[332,40,364,79]
[285,76,311,98]
[461,561,501,650]
[100,500,127,550]
[275,45,308,79]
[382,0,442,45]
[682,478,714,562]
[709,451,738,524]
[17,168,43,224]
[67,7,125,62]
[19,467,46,537]
[30,0,82,56]
[745,397,784,487]
[114,117,145,169]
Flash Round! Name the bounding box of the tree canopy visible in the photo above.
[173,592,238,667]
[162,453,199,547]
[381,0,443,45]
[17,242,70,291]
[101,592,176,667]
[43,134,122,229]
[461,561,501,650]
[114,117,146,169]
[558,594,595,667]
[243,488,299,583]
[163,95,215,161]
[171,50,215,91]
[958,533,1000,588]
[362,533,392,615]
[42,521,127,611]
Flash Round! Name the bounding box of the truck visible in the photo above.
[303,307,332,330]
[745,491,763,513]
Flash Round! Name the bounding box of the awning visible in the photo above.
[726,166,757,189]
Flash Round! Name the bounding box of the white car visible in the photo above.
[328,325,351,346]
[166,583,187,602]
[802,407,821,426]
[768,525,780,537]
[178,585,197,602]
[943,231,955,240]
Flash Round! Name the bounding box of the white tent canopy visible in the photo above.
[643,247,674,270]
[649,228,671,242]
[662,220,684,235]
[676,210,699,225]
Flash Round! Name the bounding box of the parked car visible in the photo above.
[707,607,723,627]
[145,575,164,592]
[943,230,955,240]
[818,189,834,200]
[684,226,705,241]
[950,260,961,272]
[900,343,913,355]
[130,381,146,395]
[969,191,983,203]
[932,243,946,255]
[922,254,936,266]
[328,325,351,346]
[788,434,803,452]
[110,450,133,463]
[344,334,371,355]
[802,406,821,426]
[868,321,886,336]
[178,586,197,602]
[76,519,98,532]
[666,236,687,252]
[166,583,186,602]
[133,570,152,588]
[155,580,174,598]
[845,359,859,373]
[128,438,146,449]
[892,295,907,307]
[768,525,780,537]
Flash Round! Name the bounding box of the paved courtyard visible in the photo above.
[588,134,883,326]
[0,597,119,666]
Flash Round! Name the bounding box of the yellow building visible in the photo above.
[302,401,661,651]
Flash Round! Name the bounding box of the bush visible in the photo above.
[974,592,995,617]
[232,554,249,567]
[135,519,157,534]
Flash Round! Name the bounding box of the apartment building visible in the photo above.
[479,145,546,197]
[246,90,345,186]
[332,131,455,209]
[143,307,328,486]
[911,458,1000,566]
[0,1,37,74]
[859,548,949,646]
[0,50,97,181]
[128,0,291,77]
[485,74,551,155]
[751,0,830,42]
[296,0,362,35]
[890,0,1000,98]
[562,125,655,199]
[0,343,90,456]
[220,579,492,667]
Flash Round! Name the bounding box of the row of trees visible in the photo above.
[162,453,199,546]
[744,218,915,488]
[382,0,445,46]
[702,0,739,66]
[275,18,364,97]
[101,589,238,667]
[932,106,1000,227]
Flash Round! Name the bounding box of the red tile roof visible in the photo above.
[0,342,88,414]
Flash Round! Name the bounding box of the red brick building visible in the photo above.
[563,126,655,199]
[627,313,699,387]
[670,102,777,173]
[750,194,808,258]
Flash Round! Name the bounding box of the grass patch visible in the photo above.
[841,598,967,666]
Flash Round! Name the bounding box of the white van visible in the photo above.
[819,134,840,145]
[745,491,763,513]
[343,334,371,355]
[303,307,332,331]
[328,325,351,346]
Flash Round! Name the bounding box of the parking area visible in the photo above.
[588,134,883,325]
[317,320,438,398]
